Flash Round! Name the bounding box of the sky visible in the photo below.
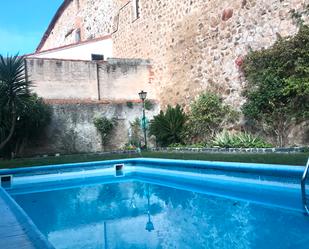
[0,0,63,55]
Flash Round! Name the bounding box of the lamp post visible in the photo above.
[138,90,147,150]
[145,184,154,232]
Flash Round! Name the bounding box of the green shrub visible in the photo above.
[242,25,309,146]
[184,92,238,143]
[126,101,134,109]
[168,143,186,148]
[94,117,116,148]
[211,130,272,148]
[122,143,137,151]
[144,99,154,110]
[149,105,187,147]
[1,94,51,157]
[129,118,143,147]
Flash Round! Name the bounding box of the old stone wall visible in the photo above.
[26,58,99,100]
[39,0,308,108]
[112,0,308,108]
[24,102,159,155]
[98,58,155,101]
[26,57,156,101]
[40,0,118,51]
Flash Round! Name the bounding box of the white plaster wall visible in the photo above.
[26,58,99,100]
[29,39,113,60]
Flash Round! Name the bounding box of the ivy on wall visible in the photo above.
[242,25,309,146]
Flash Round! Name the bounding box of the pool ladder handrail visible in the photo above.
[301,157,309,215]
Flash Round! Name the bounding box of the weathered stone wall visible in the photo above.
[25,102,159,155]
[40,0,308,108]
[112,0,308,108]
[40,0,118,51]
[26,58,99,100]
[26,57,156,101]
[98,58,155,101]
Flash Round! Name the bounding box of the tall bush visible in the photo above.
[185,92,238,143]
[94,117,116,149]
[129,117,143,147]
[242,25,309,146]
[0,55,31,150]
[1,94,51,157]
[149,105,186,147]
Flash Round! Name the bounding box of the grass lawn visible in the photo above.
[0,151,308,169]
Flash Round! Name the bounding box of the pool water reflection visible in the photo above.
[12,181,309,249]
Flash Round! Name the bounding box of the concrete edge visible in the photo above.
[0,158,304,178]
[0,187,55,249]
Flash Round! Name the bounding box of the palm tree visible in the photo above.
[0,54,31,150]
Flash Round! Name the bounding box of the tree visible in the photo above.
[0,54,31,150]
[242,25,309,146]
[6,94,51,156]
[185,92,238,143]
[149,105,187,147]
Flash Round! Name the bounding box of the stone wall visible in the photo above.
[26,58,99,100]
[112,0,308,108]
[26,57,156,101]
[40,0,118,51]
[39,0,308,108]
[98,58,155,101]
[24,102,159,155]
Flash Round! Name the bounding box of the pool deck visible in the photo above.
[0,188,54,249]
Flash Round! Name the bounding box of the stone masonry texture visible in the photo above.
[34,0,309,148]
[39,0,308,108]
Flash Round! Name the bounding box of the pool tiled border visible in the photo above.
[0,158,305,248]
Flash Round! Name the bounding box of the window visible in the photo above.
[91,54,104,61]
[132,0,140,21]
[75,28,81,42]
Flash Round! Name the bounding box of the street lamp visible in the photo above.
[138,90,147,150]
[145,184,154,232]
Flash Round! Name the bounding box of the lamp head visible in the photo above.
[138,90,147,101]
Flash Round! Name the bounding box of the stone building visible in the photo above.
[33,0,308,107]
[24,0,308,153]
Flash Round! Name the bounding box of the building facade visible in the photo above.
[23,0,308,154]
[35,0,308,108]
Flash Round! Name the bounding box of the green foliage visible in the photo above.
[122,143,137,151]
[0,54,47,154]
[290,4,309,26]
[149,105,187,147]
[126,101,133,109]
[168,142,206,148]
[129,118,143,147]
[16,94,51,139]
[144,99,154,110]
[211,130,272,148]
[242,25,309,146]
[1,94,51,157]
[94,117,116,147]
[185,92,238,143]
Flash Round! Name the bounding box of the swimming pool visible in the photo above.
[1,158,309,249]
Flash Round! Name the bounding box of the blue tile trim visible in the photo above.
[0,158,304,178]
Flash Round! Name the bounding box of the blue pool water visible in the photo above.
[11,180,309,249]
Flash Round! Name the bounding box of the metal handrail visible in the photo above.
[301,157,309,215]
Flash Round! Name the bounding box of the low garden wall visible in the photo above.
[150,147,308,154]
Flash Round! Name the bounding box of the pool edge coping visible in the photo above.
[0,158,305,178]
[0,187,55,249]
